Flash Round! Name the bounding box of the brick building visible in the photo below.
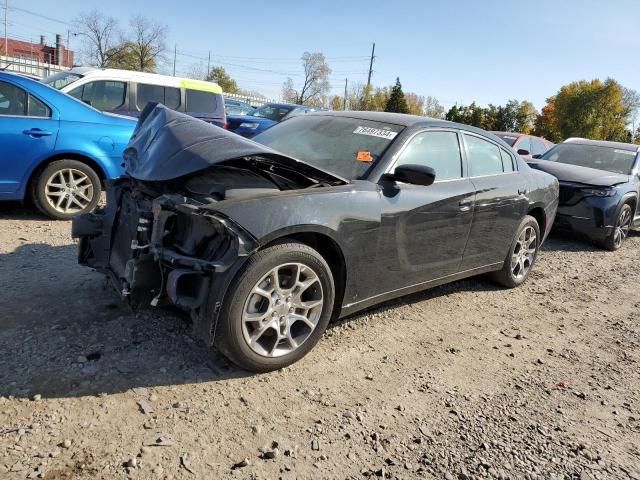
[2,34,74,67]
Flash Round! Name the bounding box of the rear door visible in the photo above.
[0,80,59,195]
[460,133,529,269]
[376,129,476,288]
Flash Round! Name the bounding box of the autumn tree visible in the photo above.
[535,78,637,142]
[385,78,409,114]
[330,95,343,111]
[206,66,239,93]
[424,96,445,119]
[282,52,331,106]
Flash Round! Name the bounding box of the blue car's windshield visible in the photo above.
[541,143,637,175]
[250,105,294,121]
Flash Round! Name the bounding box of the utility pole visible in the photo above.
[366,42,375,87]
[207,50,211,77]
[172,44,176,76]
[343,78,348,110]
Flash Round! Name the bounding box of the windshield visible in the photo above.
[250,104,295,121]
[541,143,637,175]
[42,71,82,90]
[253,115,404,180]
[496,134,518,146]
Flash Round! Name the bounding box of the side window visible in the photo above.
[186,89,217,113]
[465,134,504,176]
[136,83,164,109]
[500,148,515,172]
[68,85,83,100]
[28,95,51,117]
[530,138,547,156]
[80,80,126,111]
[515,137,532,154]
[0,80,27,115]
[165,87,181,110]
[395,131,463,181]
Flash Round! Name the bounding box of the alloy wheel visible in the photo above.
[613,206,632,249]
[511,226,537,281]
[241,262,324,358]
[44,168,94,214]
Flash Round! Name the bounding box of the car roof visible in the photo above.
[64,66,222,93]
[564,137,640,152]
[307,110,499,137]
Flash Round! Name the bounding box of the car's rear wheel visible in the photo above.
[214,241,335,372]
[32,159,101,220]
[491,215,540,288]
[603,203,632,251]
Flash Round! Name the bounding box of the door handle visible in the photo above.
[459,200,472,212]
[518,188,528,195]
[23,128,53,137]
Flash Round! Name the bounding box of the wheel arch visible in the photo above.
[527,204,547,237]
[26,152,108,199]
[260,228,348,319]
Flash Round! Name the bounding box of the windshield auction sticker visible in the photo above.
[353,126,398,140]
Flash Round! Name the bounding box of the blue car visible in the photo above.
[226,102,315,138]
[0,72,136,219]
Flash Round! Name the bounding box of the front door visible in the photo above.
[460,133,529,269]
[375,130,475,293]
[0,80,58,194]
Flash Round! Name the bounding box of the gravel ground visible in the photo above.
[1,202,639,480]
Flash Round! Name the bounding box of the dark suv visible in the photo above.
[528,138,640,250]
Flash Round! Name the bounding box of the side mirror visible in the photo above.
[532,154,542,159]
[380,164,436,186]
[517,149,530,156]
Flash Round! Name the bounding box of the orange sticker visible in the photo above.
[356,151,373,162]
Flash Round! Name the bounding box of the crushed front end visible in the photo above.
[72,178,257,344]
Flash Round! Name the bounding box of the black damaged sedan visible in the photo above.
[73,105,558,372]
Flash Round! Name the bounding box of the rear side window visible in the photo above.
[186,89,218,113]
[137,84,181,110]
[28,95,51,117]
[465,134,504,176]
[515,137,532,154]
[395,131,462,181]
[530,138,547,156]
[70,80,126,111]
[0,81,27,115]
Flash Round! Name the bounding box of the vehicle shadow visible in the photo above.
[0,201,51,221]
[541,231,602,253]
[0,243,249,400]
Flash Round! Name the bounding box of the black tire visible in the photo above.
[214,241,335,372]
[603,203,633,251]
[32,159,101,220]
[491,215,541,288]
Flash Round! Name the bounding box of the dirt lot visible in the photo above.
[0,203,639,480]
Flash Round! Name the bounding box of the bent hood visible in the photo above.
[123,103,346,183]
[527,160,629,187]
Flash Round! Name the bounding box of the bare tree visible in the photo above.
[73,9,124,67]
[127,16,167,72]
[282,52,331,106]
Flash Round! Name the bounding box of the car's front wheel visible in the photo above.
[32,159,101,220]
[491,215,540,288]
[603,203,632,251]
[215,241,335,372]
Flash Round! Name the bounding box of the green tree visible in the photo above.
[385,78,409,114]
[206,66,239,93]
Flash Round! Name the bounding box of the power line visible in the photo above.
[9,5,72,26]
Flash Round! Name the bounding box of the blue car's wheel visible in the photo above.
[604,203,632,251]
[32,159,101,220]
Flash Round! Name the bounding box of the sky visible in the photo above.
[6,0,640,111]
